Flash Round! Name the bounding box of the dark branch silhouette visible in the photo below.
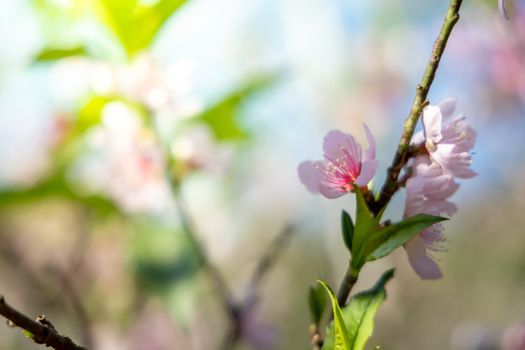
[0,296,87,350]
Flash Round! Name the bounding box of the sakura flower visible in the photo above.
[298,125,377,198]
[404,156,459,280]
[416,98,477,179]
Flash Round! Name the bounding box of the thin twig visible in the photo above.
[171,193,236,319]
[0,296,87,350]
[245,225,295,305]
[221,225,295,350]
[372,0,463,214]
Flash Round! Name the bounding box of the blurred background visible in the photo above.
[1,0,525,349]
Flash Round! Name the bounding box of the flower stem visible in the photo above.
[373,0,464,214]
[336,263,359,307]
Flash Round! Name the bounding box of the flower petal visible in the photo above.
[363,123,376,161]
[404,235,443,280]
[298,161,321,194]
[354,159,378,187]
[297,161,345,199]
[423,105,443,144]
[438,98,457,123]
[323,130,361,164]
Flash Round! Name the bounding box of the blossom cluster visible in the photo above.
[297,98,476,280]
[404,98,476,279]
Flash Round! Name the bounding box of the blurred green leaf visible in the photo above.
[197,75,278,140]
[33,46,88,62]
[365,214,447,262]
[323,269,394,350]
[318,280,352,350]
[341,210,354,252]
[0,170,120,218]
[309,283,327,325]
[96,0,189,57]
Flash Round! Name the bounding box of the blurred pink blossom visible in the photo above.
[72,102,172,213]
[51,54,202,118]
[298,125,377,198]
[502,323,525,350]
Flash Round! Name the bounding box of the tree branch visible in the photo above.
[0,296,87,350]
[372,0,463,214]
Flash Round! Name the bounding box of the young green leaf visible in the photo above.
[308,284,327,325]
[197,75,278,140]
[33,46,88,63]
[351,189,374,262]
[341,210,354,252]
[95,0,189,57]
[318,280,352,350]
[323,269,394,350]
[366,214,447,262]
[350,189,385,270]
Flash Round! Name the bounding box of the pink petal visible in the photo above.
[431,145,477,179]
[363,123,376,161]
[297,161,345,199]
[323,130,361,164]
[318,184,346,199]
[404,176,425,217]
[404,235,443,280]
[298,161,320,194]
[438,98,457,123]
[354,159,378,187]
[421,199,457,216]
[422,175,459,200]
[423,105,443,144]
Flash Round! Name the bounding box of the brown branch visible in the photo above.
[0,296,87,350]
[372,0,463,215]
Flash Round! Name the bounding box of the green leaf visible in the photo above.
[96,0,189,57]
[341,210,354,252]
[197,75,278,140]
[323,269,394,350]
[318,280,352,350]
[366,214,447,262]
[308,284,327,325]
[133,0,189,53]
[33,46,88,62]
[350,189,384,270]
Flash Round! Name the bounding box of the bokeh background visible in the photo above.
[1,0,525,349]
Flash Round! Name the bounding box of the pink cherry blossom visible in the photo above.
[416,98,477,179]
[403,156,459,280]
[298,125,377,198]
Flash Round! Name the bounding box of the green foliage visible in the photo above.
[322,269,394,350]
[309,283,327,325]
[341,210,354,252]
[349,188,445,271]
[33,46,88,62]
[196,75,278,140]
[366,214,447,262]
[95,0,189,57]
[0,170,120,217]
[318,280,352,350]
[350,189,384,270]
